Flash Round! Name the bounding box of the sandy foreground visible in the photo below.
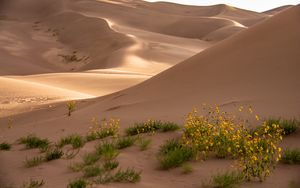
[0,0,299,187]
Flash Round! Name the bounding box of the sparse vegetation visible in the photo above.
[281,149,300,164]
[137,138,151,151]
[86,118,120,141]
[0,142,11,151]
[103,160,119,171]
[116,136,136,149]
[83,152,101,166]
[83,165,103,177]
[66,101,76,116]
[266,118,299,135]
[45,147,63,161]
[21,179,44,188]
[204,171,244,188]
[158,139,194,169]
[114,168,141,183]
[68,179,87,188]
[57,134,85,149]
[181,163,193,174]
[18,135,49,150]
[24,156,44,167]
[126,120,180,136]
[96,142,119,161]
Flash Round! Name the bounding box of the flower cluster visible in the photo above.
[87,118,120,140]
[182,106,284,181]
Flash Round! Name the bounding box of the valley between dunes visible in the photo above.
[0,0,299,187]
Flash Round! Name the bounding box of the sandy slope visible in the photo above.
[0,1,299,188]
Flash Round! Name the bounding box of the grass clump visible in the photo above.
[266,118,299,135]
[24,156,44,167]
[21,179,44,188]
[116,136,135,149]
[181,163,193,174]
[18,135,49,150]
[96,142,119,161]
[83,165,103,177]
[103,160,119,171]
[158,139,193,169]
[68,179,87,188]
[114,168,141,183]
[137,138,151,151]
[45,147,63,161]
[126,120,180,136]
[57,134,85,149]
[208,171,244,188]
[281,149,300,164]
[0,142,11,150]
[86,118,120,141]
[83,152,101,166]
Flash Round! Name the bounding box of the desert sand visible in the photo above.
[0,0,299,187]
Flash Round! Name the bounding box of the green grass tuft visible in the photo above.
[95,142,119,161]
[83,165,103,177]
[83,152,101,166]
[68,179,87,188]
[24,156,44,167]
[210,171,244,188]
[281,149,300,164]
[0,142,11,151]
[18,135,49,150]
[103,160,119,171]
[45,147,63,161]
[160,122,180,132]
[114,168,141,183]
[57,134,85,149]
[137,138,152,151]
[116,136,136,149]
[181,163,193,174]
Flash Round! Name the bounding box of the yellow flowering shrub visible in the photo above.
[182,106,284,181]
[87,118,120,140]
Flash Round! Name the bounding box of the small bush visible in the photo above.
[96,142,119,161]
[160,122,180,132]
[137,138,151,151]
[210,171,243,188]
[103,160,119,171]
[0,142,11,150]
[83,152,101,166]
[266,118,299,135]
[19,135,49,149]
[69,163,84,172]
[83,165,103,177]
[68,179,87,188]
[159,139,181,155]
[21,179,44,188]
[281,149,300,164]
[24,156,44,167]
[57,134,85,149]
[45,147,63,161]
[159,146,193,169]
[116,136,135,149]
[66,101,76,116]
[114,168,141,183]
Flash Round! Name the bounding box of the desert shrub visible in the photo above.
[68,179,87,188]
[116,136,135,149]
[66,101,76,116]
[0,142,11,150]
[103,160,119,171]
[158,139,193,169]
[83,165,103,177]
[95,142,119,161]
[86,118,120,140]
[207,171,244,188]
[281,149,300,164]
[57,134,85,149]
[126,120,180,136]
[45,147,63,161]
[18,135,49,150]
[114,168,141,183]
[83,152,101,166]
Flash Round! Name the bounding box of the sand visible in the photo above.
[0,0,299,187]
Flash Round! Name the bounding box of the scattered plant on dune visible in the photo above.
[86,118,120,141]
[45,147,63,161]
[83,165,103,177]
[181,106,284,181]
[113,168,141,183]
[137,137,152,151]
[203,171,243,188]
[21,179,45,188]
[57,134,85,149]
[68,179,87,188]
[18,135,49,150]
[95,141,119,161]
[66,101,76,116]
[281,148,300,164]
[181,163,193,174]
[126,120,180,136]
[103,160,119,171]
[24,156,44,167]
[82,152,101,166]
[115,136,136,149]
[0,142,11,151]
